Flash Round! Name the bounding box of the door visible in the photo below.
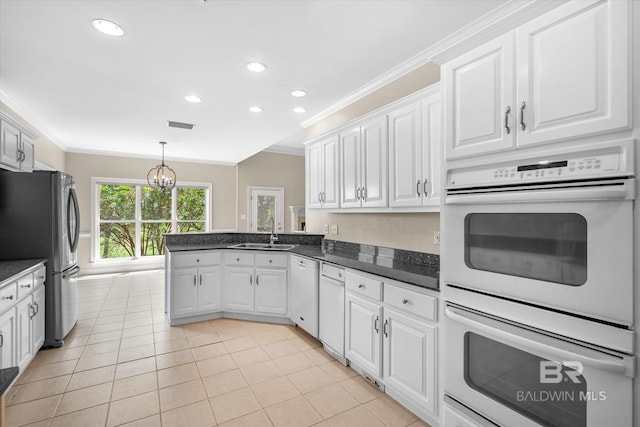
[321,135,340,208]
[306,142,323,208]
[249,187,283,233]
[340,128,361,208]
[0,119,20,169]
[16,297,32,371]
[223,267,254,312]
[345,293,382,378]
[197,265,222,312]
[32,285,45,350]
[0,309,15,369]
[516,0,630,147]
[254,268,287,315]
[444,33,515,159]
[383,308,437,415]
[171,268,198,317]
[388,101,423,207]
[361,116,388,208]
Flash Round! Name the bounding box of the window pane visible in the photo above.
[100,223,135,258]
[177,188,206,220]
[141,222,171,256]
[178,222,206,233]
[100,185,135,220]
[141,186,172,220]
[256,195,275,232]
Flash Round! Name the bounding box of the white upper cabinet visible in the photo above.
[389,89,441,208]
[444,0,630,160]
[443,34,515,159]
[306,134,339,209]
[339,116,388,209]
[0,113,35,172]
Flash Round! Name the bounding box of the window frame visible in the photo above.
[91,177,211,263]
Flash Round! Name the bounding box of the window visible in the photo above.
[93,178,210,260]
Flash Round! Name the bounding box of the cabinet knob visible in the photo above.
[358,284,365,289]
[197,259,200,263]
[20,284,31,289]
[236,258,240,262]
[402,299,409,304]
[269,260,273,263]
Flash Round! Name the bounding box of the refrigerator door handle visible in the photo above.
[68,187,80,253]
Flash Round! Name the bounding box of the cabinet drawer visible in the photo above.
[173,252,221,268]
[16,274,34,299]
[224,252,255,266]
[384,283,437,322]
[0,283,17,311]
[321,263,344,281]
[255,253,288,268]
[345,271,382,301]
[34,266,46,288]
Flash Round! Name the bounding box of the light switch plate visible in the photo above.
[331,224,338,235]
[434,231,440,245]
[324,224,329,234]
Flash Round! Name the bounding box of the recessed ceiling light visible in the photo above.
[184,95,202,103]
[246,62,267,73]
[249,106,263,113]
[293,107,306,113]
[291,90,306,97]
[91,19,124,36]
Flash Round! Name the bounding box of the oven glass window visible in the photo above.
[464,332,586,427]
[465,213,587,286]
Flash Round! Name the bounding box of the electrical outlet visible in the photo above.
[331,224,338,235]
[324,224,329,234]
[434,231,440,245]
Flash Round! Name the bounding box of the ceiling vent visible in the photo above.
[167,121,195,130]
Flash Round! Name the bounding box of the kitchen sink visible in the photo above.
[227,243,296,251]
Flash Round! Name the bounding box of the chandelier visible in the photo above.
[147,141,176,193]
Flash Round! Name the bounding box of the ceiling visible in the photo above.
[0,0,505,165]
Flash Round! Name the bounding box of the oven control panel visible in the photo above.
[447,148,630,188]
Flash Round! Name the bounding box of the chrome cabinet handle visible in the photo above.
[249,275,253,285]
[20,284,31,288]
[1,295,13,300]
[416,180,421,197]
[256,275,259,286]
[423,180,428,197]
[402,299,409,304]
[356,187,360,200]
[193,275,196,286]
[0,334,3,348]
[199,274,202,286]
[33,302,39,315]
[374,316,379,333]
[504,105,511,134]
[520,101,526,131]
[362,187,366,200]
[383,319,389,337]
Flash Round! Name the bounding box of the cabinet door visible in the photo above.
[0,119,21,169]
[0,308,16,369]
[339,128,361,208]
[16,297,32,372]
[197,265,222,313]
[422,94,442,208]
[171,268,199,317]
[516,0,630,147]
[383,308,437,416]
[361,116,388,208]
[306,142,323,209]
[254,268,287,315]
[345,293,382,379]
[443,33,515,159]
[322,135,340,209]
[32,286,45,351]
[223,267,254,312]
[20,135,34,172]
[388,102,423,207]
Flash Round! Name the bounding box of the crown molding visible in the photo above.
[263,145,305,156]
[65,146,238,166]
[300,0,566,129]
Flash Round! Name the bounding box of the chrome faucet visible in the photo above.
[269,217,279,246]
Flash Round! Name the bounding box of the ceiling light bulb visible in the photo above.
[249,106,263,113]
[91,19,124,36]
[291,90,306,97]
[246,62,267,73]
[293,107,306,113]
[184,95,202,103]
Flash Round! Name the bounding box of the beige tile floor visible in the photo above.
[5,270,431,427]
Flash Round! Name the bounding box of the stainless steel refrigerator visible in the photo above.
[0,170,80,347]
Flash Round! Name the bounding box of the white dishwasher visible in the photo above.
[289,255,319,338]
[319,262,346,364]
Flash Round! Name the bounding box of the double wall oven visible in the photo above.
[441,140,636,427]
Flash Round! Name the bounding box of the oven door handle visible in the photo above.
[446,180,634,205]
[445,306,635,378]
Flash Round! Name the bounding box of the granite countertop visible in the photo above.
[165,233,439,291]
[0,259,46,284]
[0,367,18,395]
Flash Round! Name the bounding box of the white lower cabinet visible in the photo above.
[169,251,222,321]
[344,269,439,424]
[254,268,287,315]
[0,263,46,375]
[223,267,255,312]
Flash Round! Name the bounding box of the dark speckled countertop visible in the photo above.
[165,233,439,291]
[0,259,46,283]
